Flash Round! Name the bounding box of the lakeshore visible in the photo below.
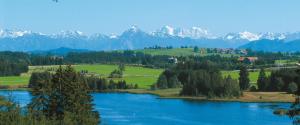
[118,88,294,103]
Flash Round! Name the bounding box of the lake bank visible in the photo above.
[0,87,295,103]
[117,88,295,103]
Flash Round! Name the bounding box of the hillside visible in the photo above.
[133,48,240,57]
[239,39,300,52]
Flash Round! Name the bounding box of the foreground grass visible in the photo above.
[120,88,294,102]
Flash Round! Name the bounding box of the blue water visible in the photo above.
[0,91,293,125]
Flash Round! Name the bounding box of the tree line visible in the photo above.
[1,49,299,77]
[28,66,138,92]
[257,68,300,93]
[0,52,63,76]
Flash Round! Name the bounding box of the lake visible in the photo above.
[0,91,293,125]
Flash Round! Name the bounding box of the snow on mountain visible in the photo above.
[152,25,175,37]
[224,31,286,41]
[260,32,285,40]
[238,31,261,41]
[283,32,300,41]
[109,34,118,39]
[152,26,212,39]
[52,30,86,38]
[0,29,32,38]
[126,25,140,33]
[175,27,212,39]
[0,27,294,41]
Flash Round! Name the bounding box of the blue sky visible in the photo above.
[0,0,300,35]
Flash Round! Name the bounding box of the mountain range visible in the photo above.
[1,26,300,52]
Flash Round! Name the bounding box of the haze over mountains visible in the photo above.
[1,26,300,52]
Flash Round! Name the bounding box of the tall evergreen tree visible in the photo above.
[193,46,199,52]
[239,65,250,90]
[28,72,52,117]
[257,68,267,91]
[156,74,168,89]
[29,65,99,124]
[168,76,181,88]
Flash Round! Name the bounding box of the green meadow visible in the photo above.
[221,70,271,86]
[134,48,239,57]
[0,64,273,89]
[0,76,30,86]
[0,64,164,89]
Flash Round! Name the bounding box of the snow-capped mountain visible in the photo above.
[260,32,285,40]
[0,26,300,52]
[152,25,212,39]
[51,30,86,39]
[224,31,287,41]
[0,29,33,38]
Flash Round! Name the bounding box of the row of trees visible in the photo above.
[2,49,297,76]
[28,67,138,92]
[0,66,100,124]
[154,60,241,98]
[85,77,138,91]
[0,52,64,76]
[0,60,28,76]
[257,68,300,93]
[180,70,241,98]
[153,70,181,89]
[65,51,172,68]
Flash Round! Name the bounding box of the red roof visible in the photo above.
[238,57,258,62]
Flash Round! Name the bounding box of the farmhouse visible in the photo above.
[238,57,258,63]
[168,57,178,64]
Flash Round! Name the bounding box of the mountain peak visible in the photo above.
[239,31,261,41]
[128,25,140,33]
[152,26,212,39]
[53,30,85,38]
[0,29,32,38]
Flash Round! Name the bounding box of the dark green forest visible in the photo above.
[154,60,241,98]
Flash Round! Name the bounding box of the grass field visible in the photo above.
[0,64,272,89]
[0,64,163,89]
[134,48,239,57]
[221,70,271,86]
[74,65,163,88]
[0,76,30,86]
[275,59,299,65]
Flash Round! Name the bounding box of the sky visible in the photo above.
[0,0,300,35]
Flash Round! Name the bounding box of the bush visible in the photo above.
[288,82,298,94]
[250,86,257,92]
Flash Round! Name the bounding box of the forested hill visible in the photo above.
[29,47,90,56]
[239,39,300,52]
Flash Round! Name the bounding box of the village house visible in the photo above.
[238,57,258,63]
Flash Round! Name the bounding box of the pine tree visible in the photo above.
[156,74,168,89]
[168,76,181,88]
[193,46,199,52]
[28,72,52,117]
[28,65,99,124]
[257,68,267,91]
[239,65,250,90]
